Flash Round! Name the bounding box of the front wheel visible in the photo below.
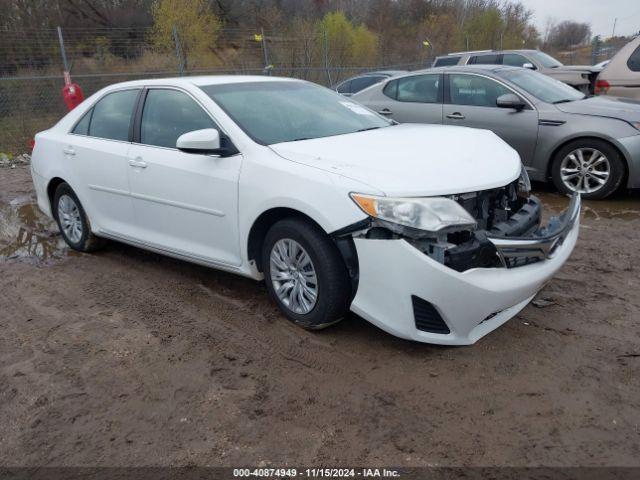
[262,218,351,330]
[551,139,625,200]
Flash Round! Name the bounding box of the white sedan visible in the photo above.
[30,76,580,345]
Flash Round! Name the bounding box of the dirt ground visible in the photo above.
[1,164,639,468]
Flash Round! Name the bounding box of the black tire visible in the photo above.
[262,217,351,330]
[53,183,106,252]
[551,138,625,200]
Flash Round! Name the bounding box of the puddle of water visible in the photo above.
[536,191,640,220]
[0,195,67,262]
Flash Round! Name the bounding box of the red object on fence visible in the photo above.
[62,82,84,111]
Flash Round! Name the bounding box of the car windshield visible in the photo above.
[528,51,563,68]
[200,81,391,145]
[499,69,585,104]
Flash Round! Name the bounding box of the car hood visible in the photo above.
[269,124,521,197]
[555,96,640,123]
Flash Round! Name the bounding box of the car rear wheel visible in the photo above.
[551,139,625,200]
[53,183,106,252]
[262,218,351,330]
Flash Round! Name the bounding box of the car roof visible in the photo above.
[438,49,538,57]
[413,64,521,74]
[104,75,300,89]
[364,70,408,76]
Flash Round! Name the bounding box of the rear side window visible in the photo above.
[628,45,640,72]
[72,110,91,135]
[88,89,139,141]
[468,54,500,65]
[140,89,216,149]
[396,74,441,103]
[433,56,461,67]
[350,76,385,93]
[383,80,398,99]
[336,80,351,94]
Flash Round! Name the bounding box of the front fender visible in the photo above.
[238,153,377,270]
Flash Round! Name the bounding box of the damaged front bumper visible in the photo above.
[347,194,580,345]
[488,193,581,268]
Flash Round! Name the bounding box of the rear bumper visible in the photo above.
[350,197,580,345]
[30,166,52,218]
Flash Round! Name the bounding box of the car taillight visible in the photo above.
[595,79,610,95]
[29,138,35,152]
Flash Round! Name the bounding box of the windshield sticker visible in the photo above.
[339,101,375,116]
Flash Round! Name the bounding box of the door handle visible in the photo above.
[128,159,147,169]
[63,147,76,156]
[377,109,393,116]
[446,112,465,120]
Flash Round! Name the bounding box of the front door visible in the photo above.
[443,73,539,165]
[126,88,242,267]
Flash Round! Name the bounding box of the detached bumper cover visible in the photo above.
[350,196,580,345]
[488,193,580,268]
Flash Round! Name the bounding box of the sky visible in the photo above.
[519,0,640,38]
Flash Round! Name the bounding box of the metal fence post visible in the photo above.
[57,26,71,84]
[172,24,185,75]
[323,30,332,86]
[261,28,271,75]
[591,35,601,65]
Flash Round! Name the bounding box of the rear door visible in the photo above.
[126,87,242,266]
[67,88,139,236]
[443,73,538,164]
[369,73,443,124]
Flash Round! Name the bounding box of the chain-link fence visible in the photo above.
[0,25,425,155]
[1,24,630,156]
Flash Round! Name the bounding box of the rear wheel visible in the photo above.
[262,218,351,330]
[551,139,625,200]
[53,183,106,252]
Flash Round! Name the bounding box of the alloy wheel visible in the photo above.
[269,238,318,314]
[58,194,83,243]
[560,147,610,194]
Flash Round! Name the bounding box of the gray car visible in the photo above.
[352,65,640,199]
[432,50,599,93]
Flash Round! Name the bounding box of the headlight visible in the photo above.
[350,193,476,233]
[518,164,531,197]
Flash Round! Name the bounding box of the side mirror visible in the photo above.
[176,128,221,154]
[522,62,535,70]
[496,93,526,111]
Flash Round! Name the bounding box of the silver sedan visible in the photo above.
[353,65,640,199]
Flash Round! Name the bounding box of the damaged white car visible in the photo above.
[30,76,580,345]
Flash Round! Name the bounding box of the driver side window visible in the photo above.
[448,74,512,108]
[503,53,530,67]
[140,89,217,149]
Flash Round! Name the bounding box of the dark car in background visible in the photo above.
[432,49,600,93]
[334,70,407,96]
[353,65,640,199]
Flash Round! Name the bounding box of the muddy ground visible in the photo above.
[1,164,639,468]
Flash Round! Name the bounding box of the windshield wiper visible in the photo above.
[552,99,574,104]
[356,126,382,132]
[290,137,312,141]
